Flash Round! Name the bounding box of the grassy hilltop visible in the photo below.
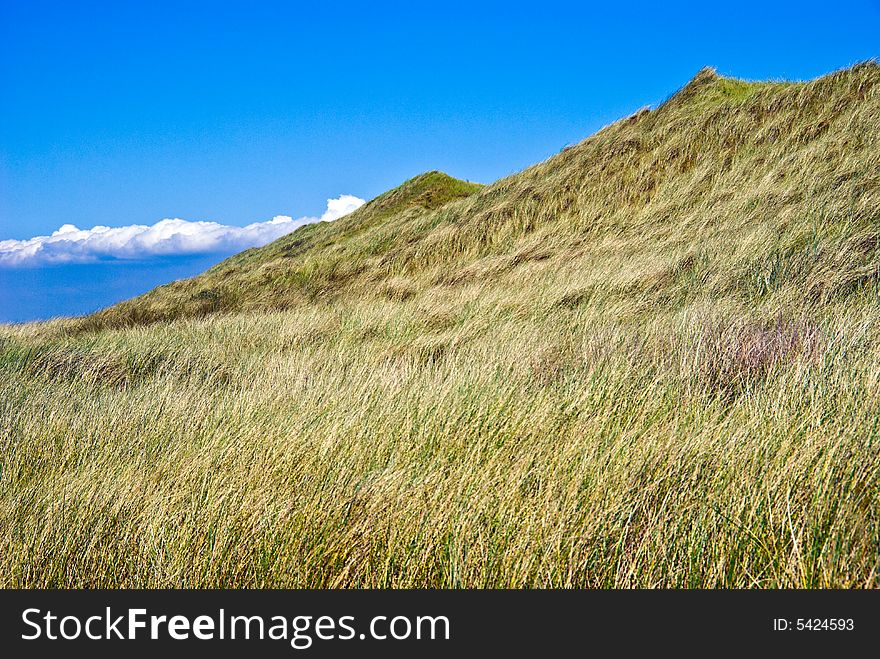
[2,63,879,587]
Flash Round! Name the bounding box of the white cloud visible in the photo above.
[0,195,365,267]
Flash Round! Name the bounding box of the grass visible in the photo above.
[1,63,879,587]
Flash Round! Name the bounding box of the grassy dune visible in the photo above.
[1,64,879,587]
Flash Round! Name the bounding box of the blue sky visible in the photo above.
[1,0,878,320]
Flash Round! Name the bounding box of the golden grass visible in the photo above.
[1,63,879,587]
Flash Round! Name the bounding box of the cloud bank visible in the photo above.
[0,195,365,267]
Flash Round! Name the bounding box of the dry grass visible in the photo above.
[1,63,879,587]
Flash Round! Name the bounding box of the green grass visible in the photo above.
[1,63,879,587]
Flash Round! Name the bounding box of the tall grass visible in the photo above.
[1,63,879,587]
[2,284,878,587]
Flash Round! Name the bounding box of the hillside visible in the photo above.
[2,63,879,588]
[83,171,484,326]
[84,63,880,329]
